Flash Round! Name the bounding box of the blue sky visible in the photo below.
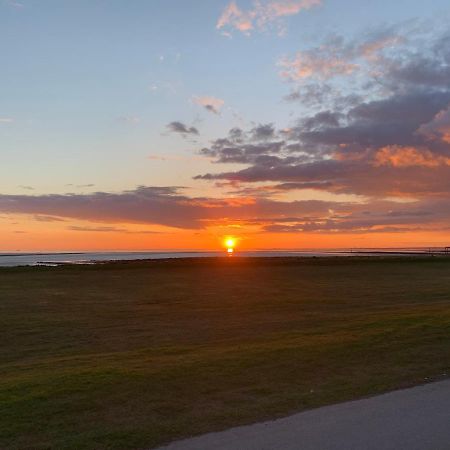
[2,0,449,193]
[1,0,450,250]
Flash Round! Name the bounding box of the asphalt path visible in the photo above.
[156,379,450,450]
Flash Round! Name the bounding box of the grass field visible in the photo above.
[1,256,450,449]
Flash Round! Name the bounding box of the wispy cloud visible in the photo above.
[4,0,24,9]
[67,225,160,234]
[217,0,321,36]
[278,31,400,81]
[148,154,206,162]
[65,184,95,189]
[117,116,141,124]
[34,215,65,222]
[193,96,225,115]
[0,117,13,123]
[18,185,34,191]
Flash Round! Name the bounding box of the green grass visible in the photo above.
[1,256,450,449]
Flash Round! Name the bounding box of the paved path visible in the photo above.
[156,379,450,450]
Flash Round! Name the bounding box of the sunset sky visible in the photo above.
[1,0,450,251]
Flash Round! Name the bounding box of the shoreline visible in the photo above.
[1,248,449,268]
[1,253,449,271]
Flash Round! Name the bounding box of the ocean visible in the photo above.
[0,248,446,267]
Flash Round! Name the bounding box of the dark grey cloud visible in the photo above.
[301,111,343,131]
[251,123,276,140]
[167,121,199,135]
[199,124,288,165]
[380,29,450,90]
[285,84,362,112]
[0,187,206,229]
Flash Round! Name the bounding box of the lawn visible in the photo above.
[1,256,450,449]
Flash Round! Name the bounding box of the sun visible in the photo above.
[224,237,237,254]
[225,238,235,248]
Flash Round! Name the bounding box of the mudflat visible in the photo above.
[1,257,450,449]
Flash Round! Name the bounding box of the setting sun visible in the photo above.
[225,238,235,248]
[224,237,237,254]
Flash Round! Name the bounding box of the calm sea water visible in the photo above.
[0,248,445,267]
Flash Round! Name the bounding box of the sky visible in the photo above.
[1,0,450,251]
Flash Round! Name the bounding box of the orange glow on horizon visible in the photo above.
[1,215,450,252]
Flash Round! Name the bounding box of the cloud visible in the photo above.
[0,185,340,230]
[1,186,449,235]
[34,215,66,222]
[0,187,206,229]
[373,146,450,168]
[148,154,206,162]
[418,107,450,144]
[0,117,13,123]
[279,50,357,81]
[278,30,400,81]
[217,0,321,36]
[198,124,288,165]
[117,116,140,124]
[166,121,199,135]
[4,0,23,9]
[65,184,95,189]
[217,1,254,34]
[67,226,160,234]
[193,96,225,115]
[18,185,34,191]
[197,25,450,204]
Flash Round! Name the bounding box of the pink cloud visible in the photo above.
[193,95,225,114]
[359,35,401,61]
[268,0,321,16]
[217,0,321,36]
[279,33,401,81]
[279,52,357,80]
[216,1,253,34]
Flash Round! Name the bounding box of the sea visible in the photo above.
[0,248,447,267]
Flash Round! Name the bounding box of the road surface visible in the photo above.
[156,379,450,450]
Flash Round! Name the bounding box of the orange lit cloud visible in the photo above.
[374,146,450,168]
